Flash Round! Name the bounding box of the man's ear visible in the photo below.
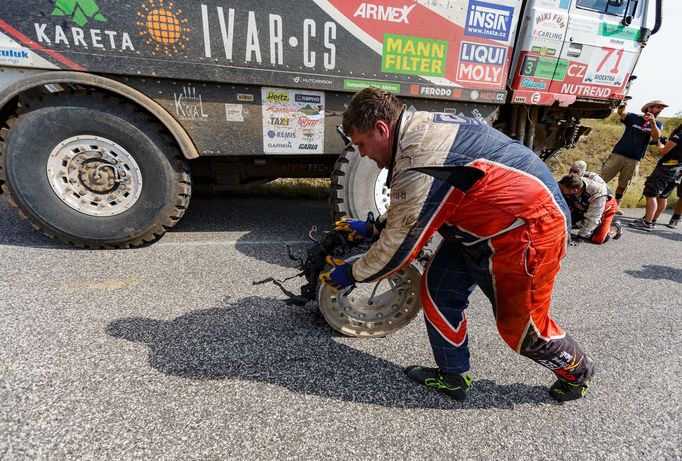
[374,120,391,138]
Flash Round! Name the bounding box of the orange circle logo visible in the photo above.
[137,0,190,54]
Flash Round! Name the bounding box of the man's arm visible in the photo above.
[649,116,662,140]
[617,104,628,121]
[578,185,608,238]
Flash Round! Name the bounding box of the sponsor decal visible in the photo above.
[202,6,337,70]
[519,55,567,80]
[532,11,567,41]
[410,84,420,95]
[343,79,400,93]
[531,46,557,56]
[519,77,547,90]
[460,42,506,66]
[265,91,290,103]
[173,86,208,121]
[237,93,254,102]
[51,0,106,27]
[137,0,191,55]
[34,23,135,51]
[225,103,244,122]
[292,76,334,86]
[434,113,468,124]
[261,87,324,154]
[513,95,527,103]
[295,94,322,104]
[567,62,587,79]
[353,3,416,24]
[420,86,453,97]
[465,0,514,41]
[382,34,447,77]
[267,130,296,139]
[0,47,32,66]
[390,191,407,202]
[530,92,542,104]
[599,23,640,42]
[559,84,611,98]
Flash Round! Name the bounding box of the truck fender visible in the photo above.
[0,70,198,159]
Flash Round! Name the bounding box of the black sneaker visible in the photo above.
[549,356,597,402]
[610,220,622,240]
[668,218,679,229]
[628,219,653,232]
[404,366,472,401]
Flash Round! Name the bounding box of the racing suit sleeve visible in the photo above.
[351,169,454,282]
[578,194,607,238]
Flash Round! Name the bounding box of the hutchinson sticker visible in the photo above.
[137,0,191,55]
[465,0,514,41]
[261,87,325,154]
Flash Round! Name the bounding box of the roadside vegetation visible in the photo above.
[233,112,682,209]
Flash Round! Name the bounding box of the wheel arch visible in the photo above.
[0,70,198,160]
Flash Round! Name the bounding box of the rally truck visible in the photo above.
[0,0,663,248]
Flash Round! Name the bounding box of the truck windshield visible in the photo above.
[576,0,638,17]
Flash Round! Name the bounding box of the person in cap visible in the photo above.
[601,100,667,214]
[570,160,607,184]
[322,87,596,403]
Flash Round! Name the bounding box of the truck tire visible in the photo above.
[0,93,191,248]
[329,149,390,221]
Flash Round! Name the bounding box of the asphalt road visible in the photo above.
[0,193,680,460]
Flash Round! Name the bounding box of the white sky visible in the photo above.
[627,2,682,116]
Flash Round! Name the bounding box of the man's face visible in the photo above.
[349,121,392,169]
[648,104,665,116]
[559,183,580,198]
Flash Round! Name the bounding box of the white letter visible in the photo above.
[104,30,117,48]
[324,22,336,70]
[90,29,103,48]
[245,11,262,63]
[269,14,283,65]
[54,26,69,45]
[303,19,316,68]
[71,28,87,47]
[217,7,234,60]
[34,24,50,43]
[121,33,135,51]
[201,4,211,58]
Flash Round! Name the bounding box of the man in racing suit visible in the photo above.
[320,88,596,402]
[559,174,621,244]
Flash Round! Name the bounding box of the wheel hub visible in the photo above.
[317,255,422,337]
[47,136,143,217]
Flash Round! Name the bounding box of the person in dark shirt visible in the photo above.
[601,100,666,213]
[629,124,682,232]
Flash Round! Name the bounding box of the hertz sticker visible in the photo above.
[382,34,448,77]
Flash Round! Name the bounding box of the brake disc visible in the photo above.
[317,255,423,338]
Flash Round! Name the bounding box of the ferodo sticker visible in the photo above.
[261,87,325,154]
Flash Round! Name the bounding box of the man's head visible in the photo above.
[559,174,584,197]
[569,160,587,177]
[641,100,668,117]
[342,88,403,168]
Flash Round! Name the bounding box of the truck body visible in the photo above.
[0,0,662,247]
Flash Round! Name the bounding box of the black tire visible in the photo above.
[329,149,389,221]
[0,93,191,248]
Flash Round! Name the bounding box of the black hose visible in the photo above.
[652,0,662,34]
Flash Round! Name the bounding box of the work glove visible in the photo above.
[319,256,356,291]
[335,213,375,242]
[569,234,587,246]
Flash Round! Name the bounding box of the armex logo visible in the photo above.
[465,0,514,41]
[459,42,506,66]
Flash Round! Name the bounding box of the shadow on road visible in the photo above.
[624,264,682,283]
[106,296,555,410]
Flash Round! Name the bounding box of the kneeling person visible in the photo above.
[559,174,621,244]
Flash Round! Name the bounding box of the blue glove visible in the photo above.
[335,217,374,242]
[319,256,356,291]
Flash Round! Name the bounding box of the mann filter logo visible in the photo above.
[266,92,290,103]
[382,34,447,77]
[465,0,514,41]
[137,0,190,55]
[51,0,106,27]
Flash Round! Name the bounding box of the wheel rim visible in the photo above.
[46,135,143,217]
[317,255,422,337]
[373,168,390,216]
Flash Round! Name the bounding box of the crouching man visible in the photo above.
[559,174,621,244]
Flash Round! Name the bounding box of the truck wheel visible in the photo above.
[330,149,390,221]
[0,93,191,248]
